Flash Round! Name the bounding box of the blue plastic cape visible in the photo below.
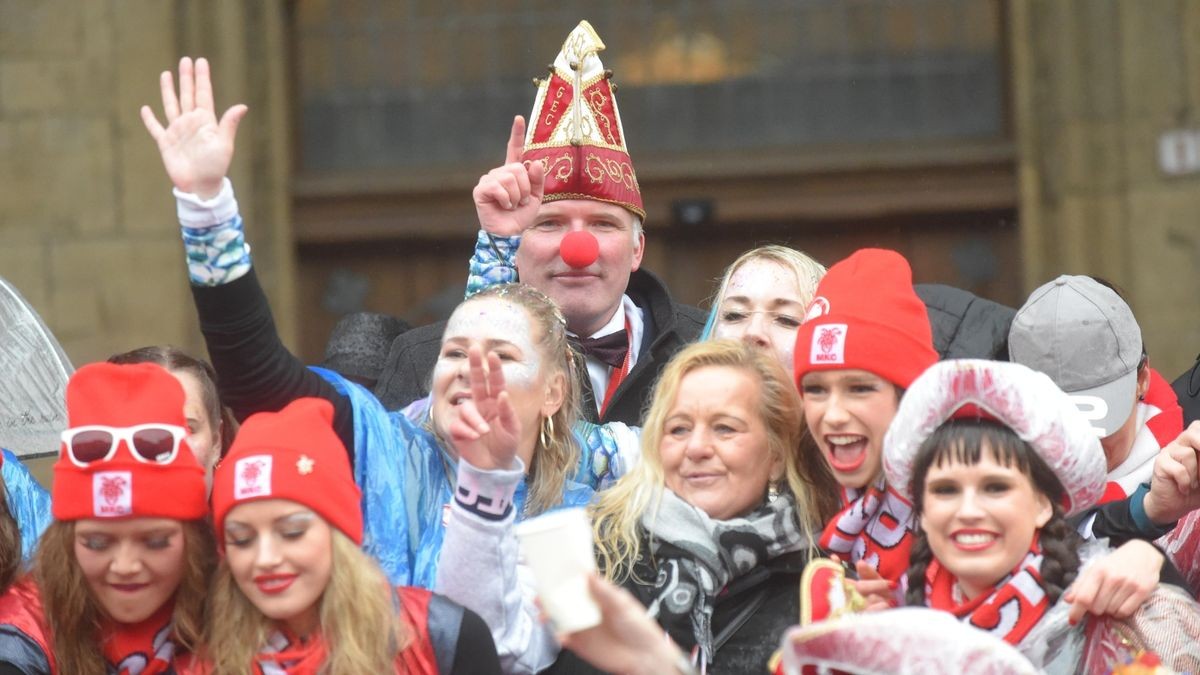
[1,449,51,561]
[312,368,599,589]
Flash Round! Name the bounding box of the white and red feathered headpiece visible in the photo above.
[882,359,1107,517]
[523,20,645,220]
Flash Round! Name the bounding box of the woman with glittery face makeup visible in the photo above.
[142,58,637,597]
[430,293,567,475]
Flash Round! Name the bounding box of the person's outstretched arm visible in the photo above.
[141,57,355,450]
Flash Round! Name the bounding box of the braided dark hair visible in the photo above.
[904,420,1082,606]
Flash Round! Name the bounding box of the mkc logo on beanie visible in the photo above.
[811,324,848,365]
[213,398,364,546]
[235,455,273,500]
[92,471,133,517]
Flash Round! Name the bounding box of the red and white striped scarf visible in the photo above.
[925,540,1048,646]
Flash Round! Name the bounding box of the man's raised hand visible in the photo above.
[472,115,546,237]
[140,56,247,200]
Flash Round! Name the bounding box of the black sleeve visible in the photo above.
[1075,488,1176,548]
[190,268,355,455]
[1172,359,1200,428]
[0,664,33,675]
[448,606,501,675]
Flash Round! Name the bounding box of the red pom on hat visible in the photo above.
[52,362,207,521]
[212,398,363,546]
[793,249,938,391]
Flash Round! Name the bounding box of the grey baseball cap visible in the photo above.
[1008,275,1142,438]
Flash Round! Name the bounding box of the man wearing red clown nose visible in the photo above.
[376,20,705,424]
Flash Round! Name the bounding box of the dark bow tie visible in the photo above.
[571,330,629,369]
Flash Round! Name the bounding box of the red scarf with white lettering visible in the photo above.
[925,540,1048,646]
[99,601,183,675]
[818,480,916,583]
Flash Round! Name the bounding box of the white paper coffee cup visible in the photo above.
[515,507,601,633]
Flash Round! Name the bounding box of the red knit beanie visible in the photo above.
[52,362,208,521]
[793,249,938,390]
[212,398,363,545]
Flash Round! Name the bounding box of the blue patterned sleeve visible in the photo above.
[182,214,252,287]
[465,231,520,298]
[572,420,642,491]
[174,178,252,287]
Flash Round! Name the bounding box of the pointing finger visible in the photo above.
[505,115,526,165]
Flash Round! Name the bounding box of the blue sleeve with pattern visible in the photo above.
[465,231,520,298]
[181,213,252,287]
[572,420,641,491]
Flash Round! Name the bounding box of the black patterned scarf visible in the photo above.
[629,489,808,663]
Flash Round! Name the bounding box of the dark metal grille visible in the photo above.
[295,0,1003,172]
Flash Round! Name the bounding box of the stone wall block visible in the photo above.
[97,240,193,356]
[112,0,175,133]
[1060,122,1124,194]
[0,1,83,58]
[1125,189,1200,374]
[1073,0,1121,122]
[118,139,176,235]
[0,60,87,114]
[60,120,118,235]
[1118,2,1187,119]
[0,242,49,312]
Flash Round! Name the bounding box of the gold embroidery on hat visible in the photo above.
[525,153,575,182]
[541,192,646,219]
[587,88,617,145]
[584,153,640,191]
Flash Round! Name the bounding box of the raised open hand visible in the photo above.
[447,346,522,470]
[140,56,247,199]
[472,115,546,237]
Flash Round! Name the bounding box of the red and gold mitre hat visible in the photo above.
[524,20,645,219]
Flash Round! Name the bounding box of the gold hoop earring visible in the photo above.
[539,415,554,449]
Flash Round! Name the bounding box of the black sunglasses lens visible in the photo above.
[70,430,115,464]
[131,428,177,463]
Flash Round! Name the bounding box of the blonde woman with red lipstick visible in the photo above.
[792,249,939,583]
[206,397,499,675]
[0,362,215,674]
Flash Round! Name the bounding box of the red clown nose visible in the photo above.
[560,231,600,268]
